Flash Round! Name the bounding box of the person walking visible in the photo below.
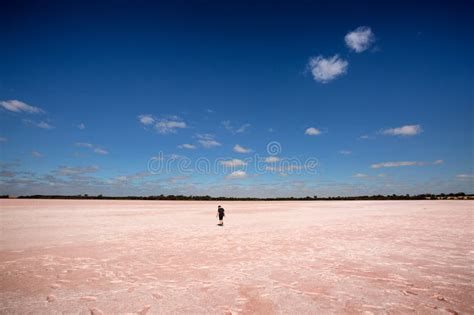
[216,205,225,226]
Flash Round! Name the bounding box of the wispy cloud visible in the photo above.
[358,134,374,140]
[93,148,109,155]
[0,137,7,142]
[75,142,108,155]
[166,175,190,184]
[371,160,442,169]
[345,26,375,53]
[220,159,247,167]
[178,143,196,149]
[226,170,247,179]
[138,115,187,134]
[222,121,251,134]
[236,123,251,133]
[371,161,424,169]
[265,165,304,172]
[56,165,99,176]
[339,150,352,155]
[265,156,280,163]
[77,123,86,130]
[75,142,93,148]
[308,55,348,83]
[382,124,422,136]
[353,173,369,178]
[1,100,43,114]
[197,134,221,148]
[37,121,54,129]
[31,151,43,158]
[233,144,252,153]
[23,119,54,129]
[305,127,321,136]
[456,174,474,179]
[155,117,187,134]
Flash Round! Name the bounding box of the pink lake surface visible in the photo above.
[0,199,473,314]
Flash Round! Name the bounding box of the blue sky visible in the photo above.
[1,1,473,197]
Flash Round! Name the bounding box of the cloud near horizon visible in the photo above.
[56,165,100,176]
[225,170,247,179]
[308,55,348,83]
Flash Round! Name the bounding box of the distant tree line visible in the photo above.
[1,192,471,201]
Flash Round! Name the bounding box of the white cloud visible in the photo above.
[382,124,422,136]
[31,151,43,158]
[308,55,348,83]
[1,100,43,113]
[94,148,109,155]
[353,173,369,178]
[197,134,221,148]
[77,123,86,130]
[36,121,54,129]
[220,159,247,167]
[178,144,196,149]
[233,144,251,153]
[456,174,474,179]
[138,114,155,125]
[371,161,425,169]
[226,170,247,179]
[0,137,7,142]
[433,159,444,165]
[155,117,186,134]
[75,142,93,148]
[265,156,280,163]
[305,127,321,136]
[345,26,375,53]
[339,150,352,155]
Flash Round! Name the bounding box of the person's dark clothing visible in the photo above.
[218,207,225,220]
